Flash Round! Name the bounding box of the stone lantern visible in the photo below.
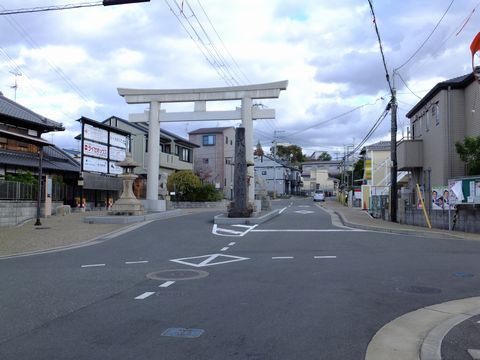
[109,152,144,215]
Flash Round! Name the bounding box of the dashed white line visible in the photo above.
[220,247,229,252]
[279,207,288,214]
[134,292,155,300]
[125,260,149,265]
[228,242,236,246]
[81,263,106,268]
[314,256,337,259]
[159,281,175,288]
[272,256,294,259]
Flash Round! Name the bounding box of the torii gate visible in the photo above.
[117,81,288,211]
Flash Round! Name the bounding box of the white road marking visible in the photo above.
[125,260,149,264]
[81,263,106,268]
[220,247,229,251]
[212,224,257,237]
[135,292,155,300]
[251,229,364,232]
[279,207,288,214]
[228,242,236,246]
[159,281,175,288]
[314,256,337,259]
[468,349,480,359]
[170,253,250,267]
[215,228,243,235]
[298,205,311,208]
[295,210,314,214]
[272,256,294,259]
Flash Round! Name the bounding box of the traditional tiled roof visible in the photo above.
[0,93,64,131]
[0,147,80,173]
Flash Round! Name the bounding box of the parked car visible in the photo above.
[313,190,325,202]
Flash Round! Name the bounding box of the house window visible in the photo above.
[145,136,148,152]
[230,140,233,145]
[262,171,267,175]
[431,103,440,125]
[202,135,215,146]
[203,158,209,164]
[175,145,179,155]
[180,147,191,162]
[225,136,228,144]
[425,111,430,132]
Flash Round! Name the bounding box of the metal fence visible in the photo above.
[370,195,389,221]
[0,180,71,201]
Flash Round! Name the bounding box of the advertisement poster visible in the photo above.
[83,140,108,159]
[84,124,108,144]
[109,146,126,161]
[431,186,452,210]
[83,156,108,173]
[109,132,127,149]
[109,162,123,175]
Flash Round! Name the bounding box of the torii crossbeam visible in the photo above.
[118,81,288,211]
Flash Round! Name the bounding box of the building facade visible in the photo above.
[398,73,480,198]
[103,116,198,198]
[254,155,302,196]
[188,127,236,199]
[301,160,341,195]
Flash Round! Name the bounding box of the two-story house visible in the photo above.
[254,155,302,196]
[301,160,341,195]
[188,127,236,199]
[397,73,479,205]
[0,92,80,225]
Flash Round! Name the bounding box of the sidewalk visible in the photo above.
[320,199,480,241]
[0,211,130,258]
[0,207,226,259]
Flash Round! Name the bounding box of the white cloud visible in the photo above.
[0,0,479,157]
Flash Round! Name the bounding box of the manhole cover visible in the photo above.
[453,272,475,278]
[398,285,442,294]
[147,269,209,281]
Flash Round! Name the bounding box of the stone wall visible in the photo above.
[0,201,64,227]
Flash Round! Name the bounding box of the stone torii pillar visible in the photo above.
[117,81,288,210]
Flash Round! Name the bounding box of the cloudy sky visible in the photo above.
[0,0,479,159]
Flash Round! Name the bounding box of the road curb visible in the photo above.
[365,297,480,360]
[420,309,480,360]
[214,209,281,225]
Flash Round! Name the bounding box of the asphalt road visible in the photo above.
[1,198,480,359]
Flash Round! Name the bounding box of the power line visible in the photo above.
[182,0,241,85]
[396,72,422,99]
[164,0,234,86]
[367,0,393,95]
[196,0,250,84]
[395,0,455,71]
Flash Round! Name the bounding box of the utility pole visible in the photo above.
[272,130,285,197]
[390,71,398,223]
[10,70,21,101]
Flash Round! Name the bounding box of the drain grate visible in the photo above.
[147,269,209,281]
[398,285,442,294]
[161,328,204,338]
[34,227,51,230]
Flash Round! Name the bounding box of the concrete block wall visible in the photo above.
[170,200,228,209]
[400,206,480,234]
[0,201,64,227]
